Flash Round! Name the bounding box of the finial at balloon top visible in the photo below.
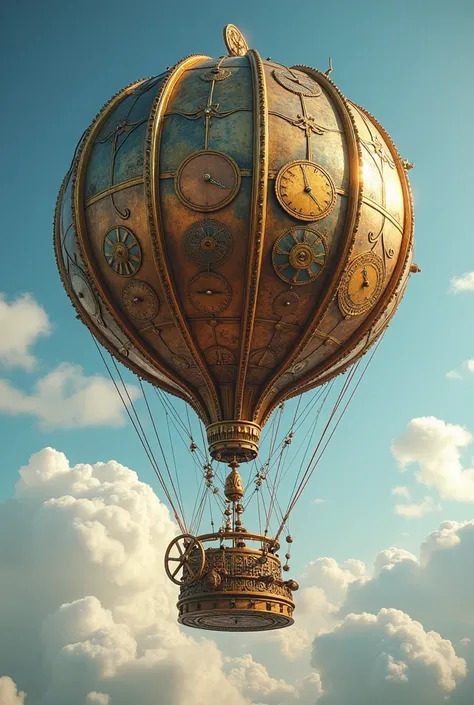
[223,24,249,56]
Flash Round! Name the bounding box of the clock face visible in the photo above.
[338,252,385,317]
[275,161,336,222]
[183,219,233,266]
[273,69,322,97]
[188,272,232,314]
[175,150,241,212]
[121,279,160,321]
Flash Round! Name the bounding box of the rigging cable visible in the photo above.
[91,336,186,533]
[274,338,382,543]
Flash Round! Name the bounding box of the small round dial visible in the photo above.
[223,24,249,56]
[272,228,326,285]
[103,227,141,277]
[273,290,300,316]
[188,272,232,314]
[175,150,241,212]
[183,219,233,266]
[338,252,385,317]
[70,267,99,318]
[204,345,235,365]
[273,68,322,97]
[275,160,336,221]
[121,279,160,321]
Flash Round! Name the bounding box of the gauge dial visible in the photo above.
[273,68,322,97]
[188,272,232,314]
[273,290,300,317]
[272,227,326,285]
[70,267,100,318]
[338,252,385,317]
[103,226,141,277]
[204,345,235,365]
[121,279,160,321]
[183,219,233,266]
[175,150,241,212]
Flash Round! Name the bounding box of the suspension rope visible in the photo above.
[139,380,187,525]
[91,337,186,533]
[274,339,382,542]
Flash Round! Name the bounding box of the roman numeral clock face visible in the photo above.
[275,160,336,222]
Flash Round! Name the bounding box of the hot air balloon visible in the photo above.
[54,25,417,632]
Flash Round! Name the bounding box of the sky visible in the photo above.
[1,0,474,703]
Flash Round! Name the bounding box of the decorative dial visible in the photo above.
[175,150,241,212]
[184,219,233,266]
[275,160,336,221]
[273,68,322,97]
[338,252,385,317]
[121,279,160,320]
[272,228,326,285]
[188,272,232,314]
[204,345,235,365]
[223,24,249,56]
[273,290,300,316]
[70,268,100,318]
[103,227,141,276]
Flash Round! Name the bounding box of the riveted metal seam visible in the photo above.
[260,94,415,422]
[55,165,196,408]
[266,101,415,412]
[234,49,269,421]
[146,53,225,424]
[255,65,363,425]
[69,75,209,421]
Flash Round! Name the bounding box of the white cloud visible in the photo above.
[374,548,418,577]
[0,293,52,370]
[2,449,474,705]
[0,448,299,705]
[391,486,411,499]
[451,271,474,292]
[312,608,466,704]
[391,416,474,501]
[394,496,441,518]
[446,369,463,380]
[0,676,26,705]
[85,693,111,705]
[446,360,474,381]
[0,363,139,429]
[312,498,326,504]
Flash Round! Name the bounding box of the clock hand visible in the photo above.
[203,173,228,189]
[307,190,323,211]
[300,164,311,192]
[299,165,323,210]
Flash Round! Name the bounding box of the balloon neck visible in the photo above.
[206,420,261,463]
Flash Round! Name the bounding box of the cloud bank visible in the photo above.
[1,449,473,704]
[0,293,51,370]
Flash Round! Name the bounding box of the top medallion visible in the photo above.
[223,24,249,56]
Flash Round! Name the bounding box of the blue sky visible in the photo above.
[3,0,473,564]
[1,2,474,702]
